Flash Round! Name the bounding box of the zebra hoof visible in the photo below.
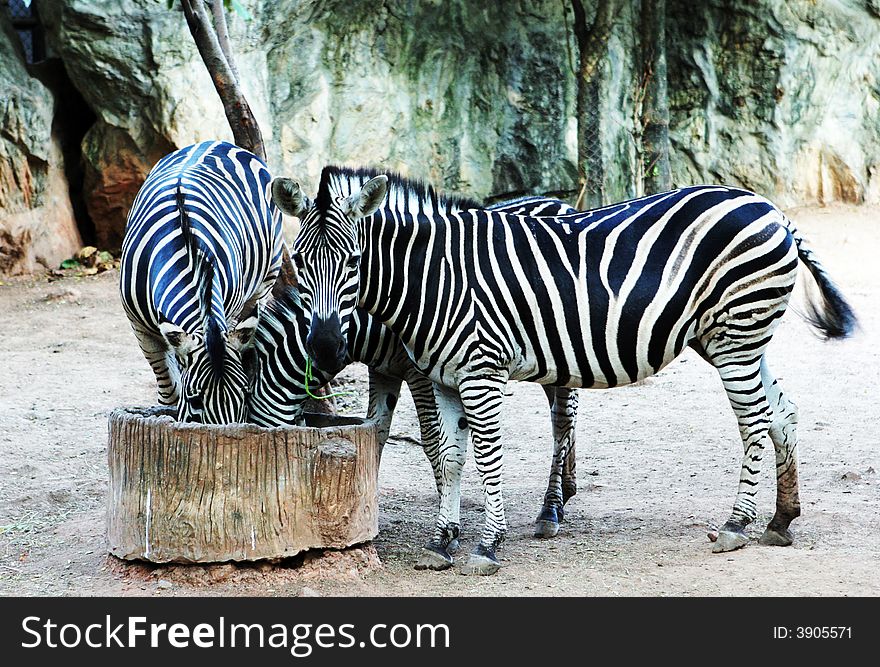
[534,519,559,539]
[447,537,461,554]
[759,527,793,547]
[711,529,749,553]
[459,545,500,576]
[414,544,453,571]
[535,505,562,538]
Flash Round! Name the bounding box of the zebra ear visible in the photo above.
[344,175,388,219]
[159,321,194,358]
[229,309,261,352]
[271,178,308,218]
[272,245,298,298]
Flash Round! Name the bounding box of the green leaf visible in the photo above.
[60,259,82,270]
[225,0,253,21]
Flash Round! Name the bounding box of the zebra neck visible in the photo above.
[355,210,446,334]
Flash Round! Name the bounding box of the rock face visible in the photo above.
[263,0,578,200]
[4,0,880,273]
[0,14,80,275]
[39,0,576,246]
[40,0,263,249]
[663,0,880,207]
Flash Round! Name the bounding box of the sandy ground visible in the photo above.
[0,204,877,597]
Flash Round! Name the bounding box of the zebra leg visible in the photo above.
[366,369,403,456]
[459,373,509,576]
[560,388,579,506]
[535,386,579,538]
[131,322,180,406]
[414,382,467,571]
[405,369,444,499]
[713,356,774,553]
[758,359,801,547]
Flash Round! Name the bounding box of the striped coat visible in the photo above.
[120,141,283,423]
[274,170,856,575]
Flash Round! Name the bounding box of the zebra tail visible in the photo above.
[176,182,198,258]
[176,180,226,371]
[783,216,858,340]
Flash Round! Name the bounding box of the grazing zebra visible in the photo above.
[120,141,283,424]
[272,169,857,576]
[248,190,580,538]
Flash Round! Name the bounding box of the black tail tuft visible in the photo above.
[800,263,858,340]
[205,314,227,376]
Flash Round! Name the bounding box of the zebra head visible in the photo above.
[270,169,387,375]
[158,256,260,424]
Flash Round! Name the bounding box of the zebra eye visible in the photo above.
[290,252,305,270]
[346,255,360,269]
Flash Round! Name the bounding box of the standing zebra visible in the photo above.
[273,170,857,575]
[249,186,580,539]
[120,141,283,424]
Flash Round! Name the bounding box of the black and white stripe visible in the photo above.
[120,141,283,424]
[250,187,580,536]
[276,169,857,575]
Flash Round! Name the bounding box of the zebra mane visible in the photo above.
[177,182,226,376]
[263,283,304,329]
[316,165,483,217]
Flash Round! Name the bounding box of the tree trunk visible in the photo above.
[179,0,265,160]
[639,0,671,194]
[107,407,378,563]
[572,0,616,209]
[181,1,340,411]
[207,0,240,83]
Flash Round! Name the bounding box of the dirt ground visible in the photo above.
[0,204,877,597]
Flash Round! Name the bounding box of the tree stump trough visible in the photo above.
[107,407,379,563]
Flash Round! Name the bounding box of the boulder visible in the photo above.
[0,13,80,275]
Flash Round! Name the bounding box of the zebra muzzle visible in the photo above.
[306,313,348,374]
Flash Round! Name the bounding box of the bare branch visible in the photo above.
[179,0,265,159]
[208,0,240,84]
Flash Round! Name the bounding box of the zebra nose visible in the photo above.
[306,314,347,374]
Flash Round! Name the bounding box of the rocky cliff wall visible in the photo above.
[2,0,879,273]
[0,11,80,275]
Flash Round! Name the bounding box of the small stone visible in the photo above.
[48,489,72,505]
[42,287,81,303]
[157,579,173,590]
[299,586,321,597]
[841,471,861,482]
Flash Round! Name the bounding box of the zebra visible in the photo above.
[248,189,580,539]
[120,141,284,424]
[271,168,857,576]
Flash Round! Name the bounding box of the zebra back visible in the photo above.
[248,193,581,426]
[120,141,284,423]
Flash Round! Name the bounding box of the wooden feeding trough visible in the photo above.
[106,407,379,563]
